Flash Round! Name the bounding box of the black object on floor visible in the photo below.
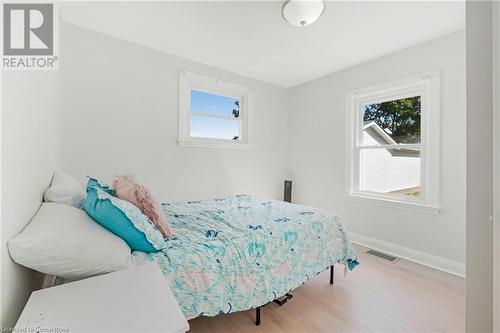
[256,306,261,326]
[273,293,293,306]
[284,180,292,203]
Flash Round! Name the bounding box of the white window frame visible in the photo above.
[178,71,253,149]
[345,72,441,214]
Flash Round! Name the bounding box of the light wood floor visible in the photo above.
[188,245,465,333]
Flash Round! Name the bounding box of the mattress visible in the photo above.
[134,195,358,318]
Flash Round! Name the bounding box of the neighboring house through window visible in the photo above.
[178,71,252,149]
[346,72,441,213]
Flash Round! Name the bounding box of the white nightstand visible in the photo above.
[15,263,189,333]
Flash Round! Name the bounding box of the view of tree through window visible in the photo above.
[363,96,421,144]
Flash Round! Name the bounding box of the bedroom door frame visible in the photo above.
[466,2,495,331]
[494,2,500,331]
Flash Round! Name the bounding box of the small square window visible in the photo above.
[178,72,252,149]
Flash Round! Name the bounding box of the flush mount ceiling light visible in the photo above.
[282,0,325,27]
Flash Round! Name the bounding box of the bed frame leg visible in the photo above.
[256,307,261,326]
[330,265,334,285]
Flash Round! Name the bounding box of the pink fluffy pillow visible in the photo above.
[111,175,172,238]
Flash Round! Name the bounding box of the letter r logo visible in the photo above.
[3,3,53,56]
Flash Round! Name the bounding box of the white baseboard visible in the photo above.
[348,232,465,278]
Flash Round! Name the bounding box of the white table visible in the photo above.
[15,263,189,333]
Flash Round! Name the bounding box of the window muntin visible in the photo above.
[189,90,241,141]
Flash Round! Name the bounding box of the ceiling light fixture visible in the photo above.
[282,0,325,27]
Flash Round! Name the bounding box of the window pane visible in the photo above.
[191,115,240,140]
[362,96,421,144]
[190,90,240,118]
[359,148,421,197]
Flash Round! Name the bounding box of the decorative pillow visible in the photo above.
[44,171,86,209]
[111,175,173,238]
[8,203,137,280]
[84,186,165,252]
[86,177,113,194]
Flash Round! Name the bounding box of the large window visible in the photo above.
[178,72,252,149]
[346,73,441,213]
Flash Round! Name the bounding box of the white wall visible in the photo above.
[1,70,61,326]
[59,23,288,202]
[287,31,466,274]
[465,2,494,331]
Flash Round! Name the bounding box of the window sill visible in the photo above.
[345,193,441,215]
[177,139,254,150]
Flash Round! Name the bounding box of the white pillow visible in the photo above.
[8,203,137,280]
[44,171,86,209]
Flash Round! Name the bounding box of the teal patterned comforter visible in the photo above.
[134,195,358,319]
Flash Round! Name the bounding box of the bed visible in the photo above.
[11,186,358,326]
[133,194,359,321]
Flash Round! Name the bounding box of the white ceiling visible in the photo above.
[60,1,465,88]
